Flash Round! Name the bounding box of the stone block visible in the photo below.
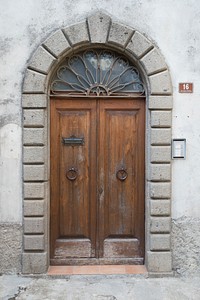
[149,71,172,95]
[150,182,171,199]
[150,164,171,181]
[43,29,70,57]
[23,165,47,181]
[150,217,171,233]
[141,48,167,75]
[24,200,44,216]
[23,128,46,146]
[22,252,48,274]
[150,200,171,216]
[149,96,173,110]
[22,94,47,108]
[23,146,45,164]
[108,22,133,47]
[151,146,171,163]
[24,217,44,234]
[24,183,45,199]
[23,109,46,127]
[87,12,110,43]
[126,31,153,58]
[147,251,172,272]
[23,69,46,93]
[151,128,171,145]
[24,235,45,251]
[28,46,56,73]
[150,234,170,251]
[151,111,172,128]
[63,21,89,46]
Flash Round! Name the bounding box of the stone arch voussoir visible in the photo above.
[22,11,173,275]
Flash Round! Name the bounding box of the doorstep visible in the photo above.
[47,265,147,275]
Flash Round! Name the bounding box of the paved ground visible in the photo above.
[0,274,200,300]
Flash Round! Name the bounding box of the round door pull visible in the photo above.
[116,169,128,181]
[66,167,78,181]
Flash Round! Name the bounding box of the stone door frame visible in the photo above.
[22,12,173,275]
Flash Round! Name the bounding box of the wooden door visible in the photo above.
[50,98,145,265]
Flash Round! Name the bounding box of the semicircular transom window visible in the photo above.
[51,49,145,97]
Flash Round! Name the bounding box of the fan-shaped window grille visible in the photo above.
[51,49,145,97]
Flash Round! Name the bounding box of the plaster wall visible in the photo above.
[0,0,200,274]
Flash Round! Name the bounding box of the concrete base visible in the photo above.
[172,217,200,276]
[0,223,22,274]
[22,252,48,274]
[148,272,174,278]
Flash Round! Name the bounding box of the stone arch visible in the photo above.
[22,11,173,275]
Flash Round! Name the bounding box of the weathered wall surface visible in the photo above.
[0,224,22,274]
[172,217,200,276]
[0,0,200,274]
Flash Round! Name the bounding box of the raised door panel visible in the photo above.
[98,99,145,261]
[50,99,97,261]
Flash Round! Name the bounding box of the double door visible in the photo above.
[50,98,145,265]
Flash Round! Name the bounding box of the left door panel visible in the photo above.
[50,99,97,264]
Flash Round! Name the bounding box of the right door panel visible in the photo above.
[98,99,145,263]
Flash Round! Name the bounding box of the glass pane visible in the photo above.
[51,49,144,96]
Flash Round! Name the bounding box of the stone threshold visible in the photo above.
[47,265,147,275]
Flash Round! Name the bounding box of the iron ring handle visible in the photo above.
[116,169,128,181]
[66,167,78,181]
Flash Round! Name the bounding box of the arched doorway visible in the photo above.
[50,49,145,265]
[22,12,173,274]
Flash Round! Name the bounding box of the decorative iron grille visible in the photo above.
[50,50,145,97]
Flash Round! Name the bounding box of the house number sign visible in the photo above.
[179,83,193,93]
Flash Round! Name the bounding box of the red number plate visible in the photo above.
[179,83,193,93]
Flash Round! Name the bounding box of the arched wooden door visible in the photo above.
[50,50,145,265]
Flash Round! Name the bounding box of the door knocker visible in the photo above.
[116,168,128,181]
[66,167,78,181]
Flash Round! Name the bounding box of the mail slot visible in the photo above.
[62,136,84,146]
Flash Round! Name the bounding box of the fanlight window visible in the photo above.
[51,49,145,97]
